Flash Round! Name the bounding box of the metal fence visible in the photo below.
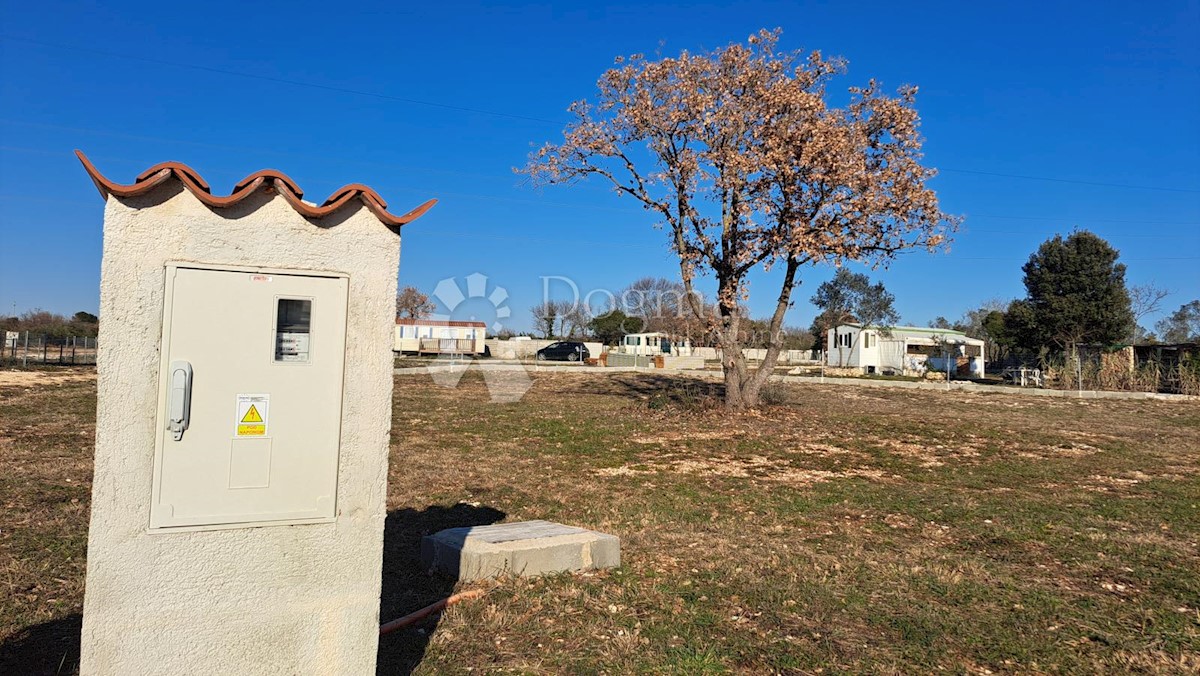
[1,331,98,366]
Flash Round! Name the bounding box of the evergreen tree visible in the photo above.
[808,269,899,340]
[1156,300,1200,343]
[1017,231,1133,350]
[588,310,643,345]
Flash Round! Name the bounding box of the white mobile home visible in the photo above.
[616,332,693,356]
[395,318,486,355]
[826,324,985,378]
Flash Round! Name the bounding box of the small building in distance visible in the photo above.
[1131,342,1199,367]
[826,324,985,378]
[616,331,694,356]
[395,318,487,355]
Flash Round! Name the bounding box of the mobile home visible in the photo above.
[826,324,985,378]
[616,332,693,356]
[395,318,486,355]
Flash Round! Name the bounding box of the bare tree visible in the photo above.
[560,301,592,337]
[1129,283,1170,340]
[620,277,708,338]
[525,30,957,409]
[530,301,558,338]
[534,300,588,338]
[395,286,435,319]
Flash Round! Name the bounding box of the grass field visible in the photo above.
[2,369,1198,673]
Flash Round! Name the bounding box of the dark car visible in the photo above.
[535,341,590,362]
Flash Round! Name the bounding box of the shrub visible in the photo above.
[645,380,720,412]
[758,382,793,406]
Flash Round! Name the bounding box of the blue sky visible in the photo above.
[1,0,1197,333]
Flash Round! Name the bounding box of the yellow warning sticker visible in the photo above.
[235,394,269,437]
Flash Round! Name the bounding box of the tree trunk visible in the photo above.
[709,258,803,411]
[717,322,771,411]
[723,364,747,410]
[719,346,770,410]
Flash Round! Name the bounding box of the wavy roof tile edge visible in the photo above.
[75,150,436,229]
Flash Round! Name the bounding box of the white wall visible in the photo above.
[83,186,397,674]
[662,355,706,370]
[826,327,865,368]
[606,352,653,367]
[484,340,812,364]
[879,339,910,373]
[487,338,603,359]
[687,347,815,363]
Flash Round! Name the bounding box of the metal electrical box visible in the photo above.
[150,263,349,530]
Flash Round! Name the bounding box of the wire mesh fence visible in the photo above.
[1,331,98,366]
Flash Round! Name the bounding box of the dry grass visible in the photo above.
[0,369,93,673]
[2,368,1199,674]
[390,371,1200,674]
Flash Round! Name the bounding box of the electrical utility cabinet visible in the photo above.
[76,151,434,675]
[152,265,348,529]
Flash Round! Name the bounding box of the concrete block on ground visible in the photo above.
[662,355,706,370]
[421,520,620,581]
[605,353,652,368]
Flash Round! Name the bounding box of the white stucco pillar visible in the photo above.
[77,154,432,675]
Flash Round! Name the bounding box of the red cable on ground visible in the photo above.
[379,589,486,636]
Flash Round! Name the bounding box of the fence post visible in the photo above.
[41,335,47,363]
[72,336,77,364]
[22,331,28,367]
[1075,350,1083,399]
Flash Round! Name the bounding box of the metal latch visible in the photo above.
[167,360,193,441]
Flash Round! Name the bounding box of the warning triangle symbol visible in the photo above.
[241,404,263,423]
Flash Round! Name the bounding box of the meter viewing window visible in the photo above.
[275,298,312,363]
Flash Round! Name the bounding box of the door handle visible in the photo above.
[168,360,193,441]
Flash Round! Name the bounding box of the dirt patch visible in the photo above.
[0,369,95,389]
[631,429,741,445]
[792,442,860,457]
[597,454,887,486]
[873,437,981,467]
[1017,442,1102,460]
[1081,471,1165,492]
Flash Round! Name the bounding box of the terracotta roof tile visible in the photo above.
[75,150,435,229]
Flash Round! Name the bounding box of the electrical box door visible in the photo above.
[150,265,348,530]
